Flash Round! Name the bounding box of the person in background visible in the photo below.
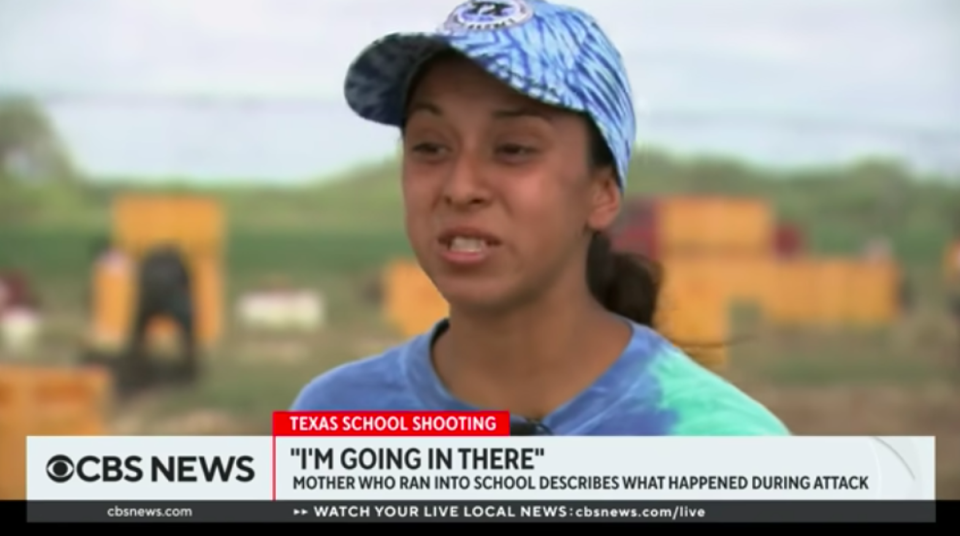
[130,244,197,379]
[292,0,788,435]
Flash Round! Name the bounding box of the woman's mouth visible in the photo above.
[437,229,501,266]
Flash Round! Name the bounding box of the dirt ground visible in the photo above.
[749,384,959,498]
[729,320,960,498]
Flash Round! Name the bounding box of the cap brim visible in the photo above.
[343,32,454,127]
[344,29,567,127]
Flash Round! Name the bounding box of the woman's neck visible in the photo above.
[432,285,631,418]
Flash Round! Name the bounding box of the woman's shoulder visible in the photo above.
[637,328,791,436]
[289,338,420,411]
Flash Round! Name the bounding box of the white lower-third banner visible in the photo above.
[27,436,935,502]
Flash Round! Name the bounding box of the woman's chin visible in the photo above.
[438,282,518,317]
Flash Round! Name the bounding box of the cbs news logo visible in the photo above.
[45,453,255,483]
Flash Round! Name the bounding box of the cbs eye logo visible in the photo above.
[46,455,75,483]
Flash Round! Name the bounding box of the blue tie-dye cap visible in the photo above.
[343,0,637,189]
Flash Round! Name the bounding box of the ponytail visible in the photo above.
[586,232,661,327]
[586,233,726,367]
[582,119,662,329]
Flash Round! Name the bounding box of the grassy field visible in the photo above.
[1,150,958,497]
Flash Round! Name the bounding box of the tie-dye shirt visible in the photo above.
[292,320,789,436]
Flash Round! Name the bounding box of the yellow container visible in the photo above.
[721,198,774,252]
[656,260,729,369]
[171,198,223,254]
[658,197,773,253]
[383,260,448,338]
[113,196,223,256]
[192,256,224,346]
[767,258,900,328]
[767,260,819,325]
[0,365,27,420]
[810,259,852,328]
[0,365,110,499]
[847,261,898,327]
[709,255,775,307]
[90,253,136,350]
[0,428,26,500]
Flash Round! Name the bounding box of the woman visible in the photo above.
[293,0,788,435]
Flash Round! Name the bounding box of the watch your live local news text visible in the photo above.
[23,411,937,522]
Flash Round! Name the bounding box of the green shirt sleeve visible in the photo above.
[655,346,791,436]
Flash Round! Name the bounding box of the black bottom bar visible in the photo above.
[25,500,936,523]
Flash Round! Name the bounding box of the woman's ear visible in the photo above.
[587,168,621,232]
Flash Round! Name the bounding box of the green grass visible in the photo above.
[3,148,959,267]
[763,357,948,385]
[0,227,411,281]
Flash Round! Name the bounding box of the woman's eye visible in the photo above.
[497,143,536,156]
[410,142,445,155]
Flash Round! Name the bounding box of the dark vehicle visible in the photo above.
[83,244,200,399]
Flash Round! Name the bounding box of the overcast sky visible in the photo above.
[1,0,958,183]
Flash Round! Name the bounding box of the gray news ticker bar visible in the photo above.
[27,500,936,523]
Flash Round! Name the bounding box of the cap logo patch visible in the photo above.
[439,0,533,33]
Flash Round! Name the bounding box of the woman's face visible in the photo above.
[402,54,620,313]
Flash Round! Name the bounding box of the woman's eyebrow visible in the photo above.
[407,101,442,116]
[492,107,554,122]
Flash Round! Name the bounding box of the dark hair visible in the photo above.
[585,123,729,367]
[583,122,661,328]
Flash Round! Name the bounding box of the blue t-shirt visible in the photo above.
[292,320,789,435]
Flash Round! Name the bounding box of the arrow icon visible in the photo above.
[292,508,306,515]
